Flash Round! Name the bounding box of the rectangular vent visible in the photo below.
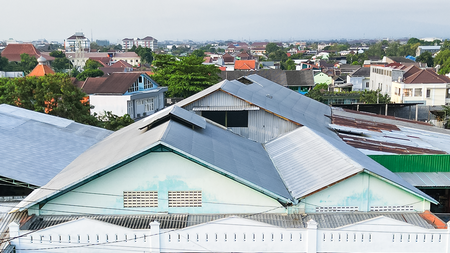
[370,206,414,212]
[316,206,359,213]
[123,191,158,208]
[168,191,202,207]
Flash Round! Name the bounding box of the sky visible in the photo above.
[2,0,450,43]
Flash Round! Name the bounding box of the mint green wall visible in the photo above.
[292,173,429,213]
[314,73,332,85]
[33,152,284,215]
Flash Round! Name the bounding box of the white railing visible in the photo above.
[9,217,450,253]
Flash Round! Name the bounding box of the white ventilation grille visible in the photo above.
[370,206,414,212]
[123,191,158,208]
[316,206,359,213]
[168,191,202,207]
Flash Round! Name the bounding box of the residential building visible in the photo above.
[66,52,140,69]
[5,76,447,253]
[122,36,158,51]
[64,32,90,52]
[369,65,404,96]
[234,60,256,70]
[390,68,450,106]
[313,72,332,85]
[416,45,441,56]
[79,72,167,119]
[347,67,370,91]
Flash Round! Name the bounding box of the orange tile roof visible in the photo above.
[27,64,55,77]
[1,44,41,62]
[404,69,450,84]
[234,60,256,70]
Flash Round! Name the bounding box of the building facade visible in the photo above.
[122,36,158,51]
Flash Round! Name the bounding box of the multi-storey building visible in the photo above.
[122,36,158,51]
[64,32,90,52]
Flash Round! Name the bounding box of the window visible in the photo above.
[168,191,202,207]
[123,191,158,208]
[447,88,450,99]
[139,76,143,83]
[427,89,431,98]
[403,89,412,97]
[202,111,248,127]
[316,206,359,213]
[128,80,139,93]
[144,98,154,112]
[127,101,133,116]
[414,88,422,97]
[144,78,152,89]
[370,205,414,212]
[365,82,369,88]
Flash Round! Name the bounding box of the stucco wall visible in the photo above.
[295,173,429,213]
[33,152,284,215]
[89,95,131,117]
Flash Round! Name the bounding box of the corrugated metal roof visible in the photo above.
[369,155,450,172]
[396,172,450,187]
[142,106,206,129]
[0,104,112,187]
[192,106,260,111]
[16,107,292,211]
[19,212,434,231]
[265,126,437,203]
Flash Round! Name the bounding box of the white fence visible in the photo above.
[9,216,450,253]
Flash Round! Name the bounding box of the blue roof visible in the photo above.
[0,104,112,186]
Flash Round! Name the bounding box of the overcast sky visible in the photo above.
[2,0,449,43]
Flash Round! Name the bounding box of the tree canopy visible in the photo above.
[135,46,153,65]
[416,51,434,67]
[152,54,220,98]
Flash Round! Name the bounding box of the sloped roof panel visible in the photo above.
[0,104,112,186]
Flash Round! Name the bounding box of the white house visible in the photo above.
[347,67,370,91]
[80,72,167,119]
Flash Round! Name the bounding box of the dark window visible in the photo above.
[202,111,248,127]
[427,89,431,98]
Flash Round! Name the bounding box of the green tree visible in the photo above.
[0,57,8,71]
[434,49,450,66]
[283,59,296,70]
[441,40,450,51]
[365,42,385,58]
[305,83,328,102]
[416,51,434,67]
[49,51,65,58]
[192,49,205,57]
[152,54,220,98]
[135,46,153,65]
[438,57,450,75]
[385,42,400,56]
[96,111,134,131]
[265,43,279,55]
[84,59,102,70]
[129,45,137,52]
[52,57,72,72]
[19,54,38,74]
[359,90,390,104]
[76,69,104,81]
[408,38,420,45]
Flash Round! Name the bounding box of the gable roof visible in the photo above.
[1,44,41,61]
[349,67,370,77]
[234,60,255,70]
[110,60,133,68]
[404,69,450,84]
[0,104,112,187]
[219,69,314,87]
[16,106,292,211]
[264,126,436,203]
[177,74,332,134]
[82,72,144,94]
[27,64,55,77]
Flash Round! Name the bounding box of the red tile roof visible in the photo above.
[234,60,256,70]
[1,44,41,61]
[82,73,144,94]
[110,60,133,68]
[404,69,450,84]
[27,64,55,77]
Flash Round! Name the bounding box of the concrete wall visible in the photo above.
[391,82,448,106]
[89,95,130,117]
[297,173,429,213]
[32,152,284,215]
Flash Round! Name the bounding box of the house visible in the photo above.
[66,52,141,69]
[0,104,111,198]
[416,45,441,56]
[330,107,450,214]
[234,60,256,70]
[27,56,54,77]
[5,75,448,252]
[1,44,55,63]
[99,60,134,75]
[64,32,90,52]
[80,72,167,119]
[313,72,332,85]
[122,36,158,51]
[177,74,326,143]
[347,67,370,91]
[7,103,443,252]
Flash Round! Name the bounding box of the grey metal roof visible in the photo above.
[221,74,332,134]
[16,106,292,211]
[141,106,206,129]
[192,106,260,111]
[265,126,436,203]
[396,172,450,187]
[18,212,434,231]
[0,104,112,186]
